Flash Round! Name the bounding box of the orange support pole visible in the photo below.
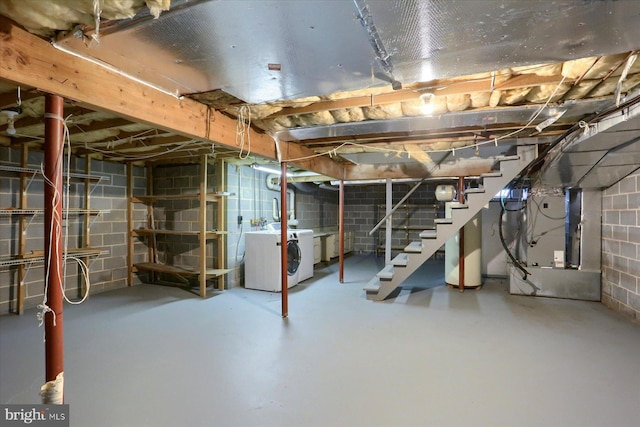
[457,176,465,293]
[339,180,345,283]
[280,162,288,318]
[44,94,65,398]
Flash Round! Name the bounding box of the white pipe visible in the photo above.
[385,179,392,265]
[52,42,183,99]
[266,174,295,222]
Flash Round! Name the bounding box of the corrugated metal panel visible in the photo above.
[541,92,640,189]
[57,0,640,102]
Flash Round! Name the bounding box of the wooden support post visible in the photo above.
[217,159,226,291]
[199,155,208,298]
[44,93,64,395]
[339,179,345,283]
[280,162,288,318]
[16,144,27,314]
[81,158,91,298]
[126,162,134,286]
[458,176,465,293]
[385,179,392,265]
[146,163,156,283]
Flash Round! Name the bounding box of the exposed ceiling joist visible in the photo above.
[0,17,344,179]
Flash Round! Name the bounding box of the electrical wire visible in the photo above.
[37,113,93,330]
[236,105,252,159]
[498,202,529,280]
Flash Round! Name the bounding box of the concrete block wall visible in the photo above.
[0,147,147,314]
[344,182,440,254]
[294,185,339,229]
[602,171,640,322]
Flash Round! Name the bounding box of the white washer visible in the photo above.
[245,230,300,292]
[296,229,314,282]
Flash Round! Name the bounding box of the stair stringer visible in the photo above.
[365,146,535,301]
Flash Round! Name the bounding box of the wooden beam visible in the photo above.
[0,17,343,178]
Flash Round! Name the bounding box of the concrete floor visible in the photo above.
[1,254,639,427]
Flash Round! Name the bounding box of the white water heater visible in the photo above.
[444,202,482,288]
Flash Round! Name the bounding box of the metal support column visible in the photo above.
[199,155,207,298]
[43,93,64,400]
[339,180,345,283]
[457,176,465,293]
[385,179,392,265]
[280,162,288,318]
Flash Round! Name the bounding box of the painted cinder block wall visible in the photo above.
[344,182,441,254]
[0,146,147,314]
[602,171,640,322]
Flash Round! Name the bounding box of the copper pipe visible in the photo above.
[280,162,288,318]
[339,180,345,283]
[44,94,65,388]
[457,176,465,292]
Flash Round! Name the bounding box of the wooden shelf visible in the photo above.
[132,192,233,203]
[134,262,230,278]
[128,156,229,298]
[133,228,227,239]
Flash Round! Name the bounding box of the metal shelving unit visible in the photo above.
[0,151,109,313]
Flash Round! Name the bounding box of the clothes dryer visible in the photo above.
[245,230,300,292]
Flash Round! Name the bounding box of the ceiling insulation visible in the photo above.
[0,0,170,36]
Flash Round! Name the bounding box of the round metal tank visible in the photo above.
[444,202,482,288]
[435,184,456,202]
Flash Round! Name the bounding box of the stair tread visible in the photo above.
[481,172,502,178]
[495,155,520,162]
[392,253,408,266]
[377,264,394,280]
[420,229,437,239]
[464,187,485,194]
[451,203,468,209]
[434,218,453,224]
[405,241,422,252]
[363,277,380,292]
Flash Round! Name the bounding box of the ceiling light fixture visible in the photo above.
[1,107,21,136]
[251,164,292,177]
[419,93,434,116]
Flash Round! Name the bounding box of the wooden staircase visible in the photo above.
[364,146,535,301]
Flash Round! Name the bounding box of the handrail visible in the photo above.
[368,153,452,236]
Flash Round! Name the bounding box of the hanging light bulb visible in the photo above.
[2,110,19,135]
[419,93,434,116]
